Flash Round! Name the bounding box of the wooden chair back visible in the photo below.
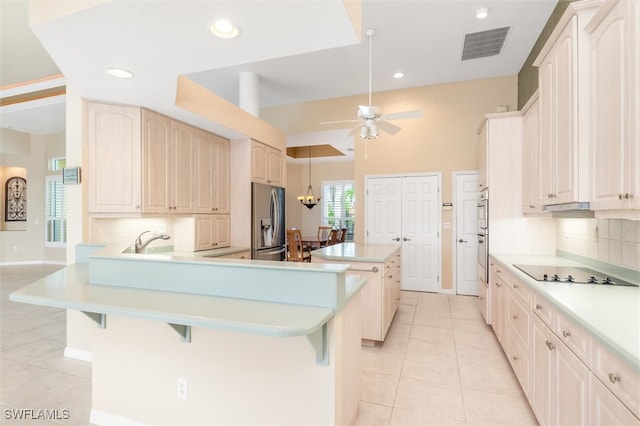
[287,229,309,262]
[337,228,348,243]
[317,226,332,247]
[327,229,339,246]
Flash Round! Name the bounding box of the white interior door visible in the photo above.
[366,174,441,292]
[366,177,402,244]
[455,172,479,296]
[401,176,440,292]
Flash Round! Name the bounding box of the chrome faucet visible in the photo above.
[135,230,170,253]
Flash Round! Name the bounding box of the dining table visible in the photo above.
[301,236,328,251]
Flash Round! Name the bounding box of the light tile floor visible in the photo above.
[1,266,537,425]
[356,291,538,426]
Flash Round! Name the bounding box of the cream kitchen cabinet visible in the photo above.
[521,92,544,214]
[490,262,508,347]
[142,110,196,214]
[534,2,601,207]
[88,102,142,213]
[251,139,282,186]
[587,0,640,213]
[173,214,230,252]
[194,128,230,214]
[531,314,591,426]
[591,374,640,425]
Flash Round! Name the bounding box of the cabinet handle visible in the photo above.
[388,275,393,279]
[393,237,400,241]
[372,266,379,273]
[562,330,571,338]
[512,356,518,361]
[545,340,555,351]
[608,373,621,384]
[513,284,519,289]
[625,193,631,199]
[495,282,502,287]
[619,194,624,200]
[458,238,468,243]
[512,315,518,321]
[529,205,536,209]
[535,304,542,310]
[403,237,411,241]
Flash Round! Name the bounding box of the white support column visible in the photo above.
[239,71,259,117]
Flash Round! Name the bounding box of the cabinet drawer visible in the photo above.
[533,293,554,327]
[508,276,531,304]
[591,374,640,426]
[509,292,531,349]
[591,340,640,418]
[508,326,531,399]
[555,311,591,364]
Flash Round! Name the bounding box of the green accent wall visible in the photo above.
[517,0,579,109]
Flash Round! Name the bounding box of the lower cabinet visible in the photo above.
[312,247,401,342]
[172,215,230,251]
[490,257,640,426]
[219,250,250,260]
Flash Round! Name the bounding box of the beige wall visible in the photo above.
[0,129,66,264]
[264,76,517,289]
[287,160,354,236]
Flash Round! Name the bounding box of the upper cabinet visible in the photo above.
[88,101,230,216]
[534,2,601,207]
[586,0,639,213]
[522,92,543,214]
[251,139,282,186]
[88,102,142,213]
[194,128,230,214]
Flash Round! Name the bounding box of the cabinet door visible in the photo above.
[478,124,488,191]
[554,337,591,425]
[531,316,553,426]
[538,56,555,205]
[553,17,579,204]
[213,214,230,247]
[214,135,231,213]
[591,375,640,426]
[142,110,172,213]
[251,141,268,183]
[194,215,214,251]
[194,129,216,213]
[171,120,195,213]
[88,102,141,213]
[522,96,542,213]
[267,147,282,185]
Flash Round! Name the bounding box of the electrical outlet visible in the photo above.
[176,378,188,399]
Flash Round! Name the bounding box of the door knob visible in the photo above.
[403,237,411,241]
[458,238,467,243]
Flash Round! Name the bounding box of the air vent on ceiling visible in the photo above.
[461,26,510,60]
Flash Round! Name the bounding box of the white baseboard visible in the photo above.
[64,347,93,362]
[440,288,456,295]
[90,409,143,426]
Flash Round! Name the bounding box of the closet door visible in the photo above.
[366,174,441,292]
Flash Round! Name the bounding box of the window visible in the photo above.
[45,175,67,246]
[321,180,355,241]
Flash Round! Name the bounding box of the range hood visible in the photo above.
[544,202,594,218]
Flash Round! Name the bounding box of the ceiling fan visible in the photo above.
[321,28,422,140]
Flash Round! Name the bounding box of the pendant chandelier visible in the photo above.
[297,146,321,209]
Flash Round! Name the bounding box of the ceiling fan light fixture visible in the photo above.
[209,19,239,39]
[475,7,490,19]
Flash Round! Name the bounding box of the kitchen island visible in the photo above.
[10,244,366,425]
[311,243,401,342]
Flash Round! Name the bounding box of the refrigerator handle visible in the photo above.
[270,188,280,246]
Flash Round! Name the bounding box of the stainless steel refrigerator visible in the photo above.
[251,182,286,261]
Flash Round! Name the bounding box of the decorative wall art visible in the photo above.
[5,176,26,222]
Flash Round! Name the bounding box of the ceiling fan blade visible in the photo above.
[380,110,423,121]
[320,119,361,125]
[376,119,401,135]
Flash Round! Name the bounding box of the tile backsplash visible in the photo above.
[89,218,173,250]
[557,218,640,271]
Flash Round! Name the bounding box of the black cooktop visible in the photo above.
[513,264,637,286]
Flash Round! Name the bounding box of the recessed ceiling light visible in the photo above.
[475,7,489,19]
[393,72,405,79]
[106,67,134,79]
[209,19,239,39]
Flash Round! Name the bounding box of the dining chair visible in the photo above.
[327,229,339,246]
[337,228,348,243]
[317,226,332,248]
[287,229,310,262]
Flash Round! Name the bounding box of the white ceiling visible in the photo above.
[1,0,557,149]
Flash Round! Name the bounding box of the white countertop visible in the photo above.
[311,242,401,263]
[491,253,639,371]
